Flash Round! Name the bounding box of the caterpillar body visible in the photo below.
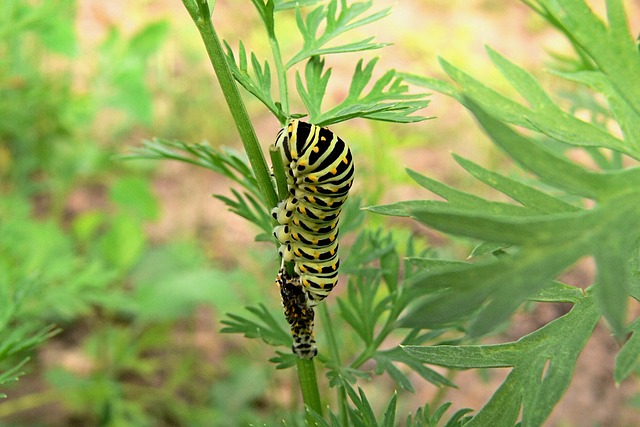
[272,119,354,358]
[272,119,354,305]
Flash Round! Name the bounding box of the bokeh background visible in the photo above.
[1,0,639,425]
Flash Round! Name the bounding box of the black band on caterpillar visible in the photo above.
[272,120,354,310]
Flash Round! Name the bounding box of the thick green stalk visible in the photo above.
[183,0,278,209]
[296,358,323,422]
[181,0,323,419]
[318,304,348,426]
[269,145,288,202]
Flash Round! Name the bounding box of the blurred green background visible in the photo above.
[1,0,638,426]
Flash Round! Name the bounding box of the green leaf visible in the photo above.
[298,58,430,126]
[124,139,272,236]
[465,100,640,200]
[345,385,380,427]
[614,317,640,383]
[36,0,78,56]
[408,47,638,157]
[223,40,280,119]
[129,20,170,58]
[380,392,397,427]
[537,0,640,117]
[129,243,249,321]
[405,402,472,427]
[98,214,146,271]
[406,168,538,217]
[274,0,324,11]
[393,190,640,335]
[530,281,584,303]
[109,177,159,221]
[295,56,331,120]
[375,347,456,391]
[287,0,391,67]
[551,69,640,153]
[451,154,579,214]
[220,304,292,349]
[404,295,600,426]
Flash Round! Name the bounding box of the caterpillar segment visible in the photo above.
[276,268,317,359]
[272,119,354,358]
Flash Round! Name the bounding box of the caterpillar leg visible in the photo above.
[276,268,317,359]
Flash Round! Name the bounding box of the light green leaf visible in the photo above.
[274,0,323,11]
[296,56,331,120]
[109,177,159,221]
[551,69,640,153]
[406,168,538,217]
[287,0,391,67]
[129,20,169,58]
[404,295,599,427]
[224,40,280,118]
[451,154,579,214]
[466,100,633,200]
[394,190,640,335]
[538,0,640,116]
[311,59,430,126]
[220,304,292,348]
[381,392,397,427]
[99,214,146,271]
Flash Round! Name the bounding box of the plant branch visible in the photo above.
[318,303,348,426]
[296,358,323,422]
[182,0,278,210]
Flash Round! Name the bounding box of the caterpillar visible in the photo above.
[271,119,354,358]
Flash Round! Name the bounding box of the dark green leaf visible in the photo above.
[614,317,640,383]
[451,154,579,214]
[404,295,599,426]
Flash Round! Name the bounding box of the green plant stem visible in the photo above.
[181,0,323,420]
[318,304,348,426]
[269,145,288,202]
[183,0,278,210]
[296,358,323,422]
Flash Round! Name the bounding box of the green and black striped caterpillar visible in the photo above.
[272,119,354,358]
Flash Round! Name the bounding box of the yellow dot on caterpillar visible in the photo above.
[331,168,337,175]
[307,196,316,203]
[332,264,337,270]
[321,136,326,141]
[313,146,319,153]
[314,252,320,259]
[330,249,335,255]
